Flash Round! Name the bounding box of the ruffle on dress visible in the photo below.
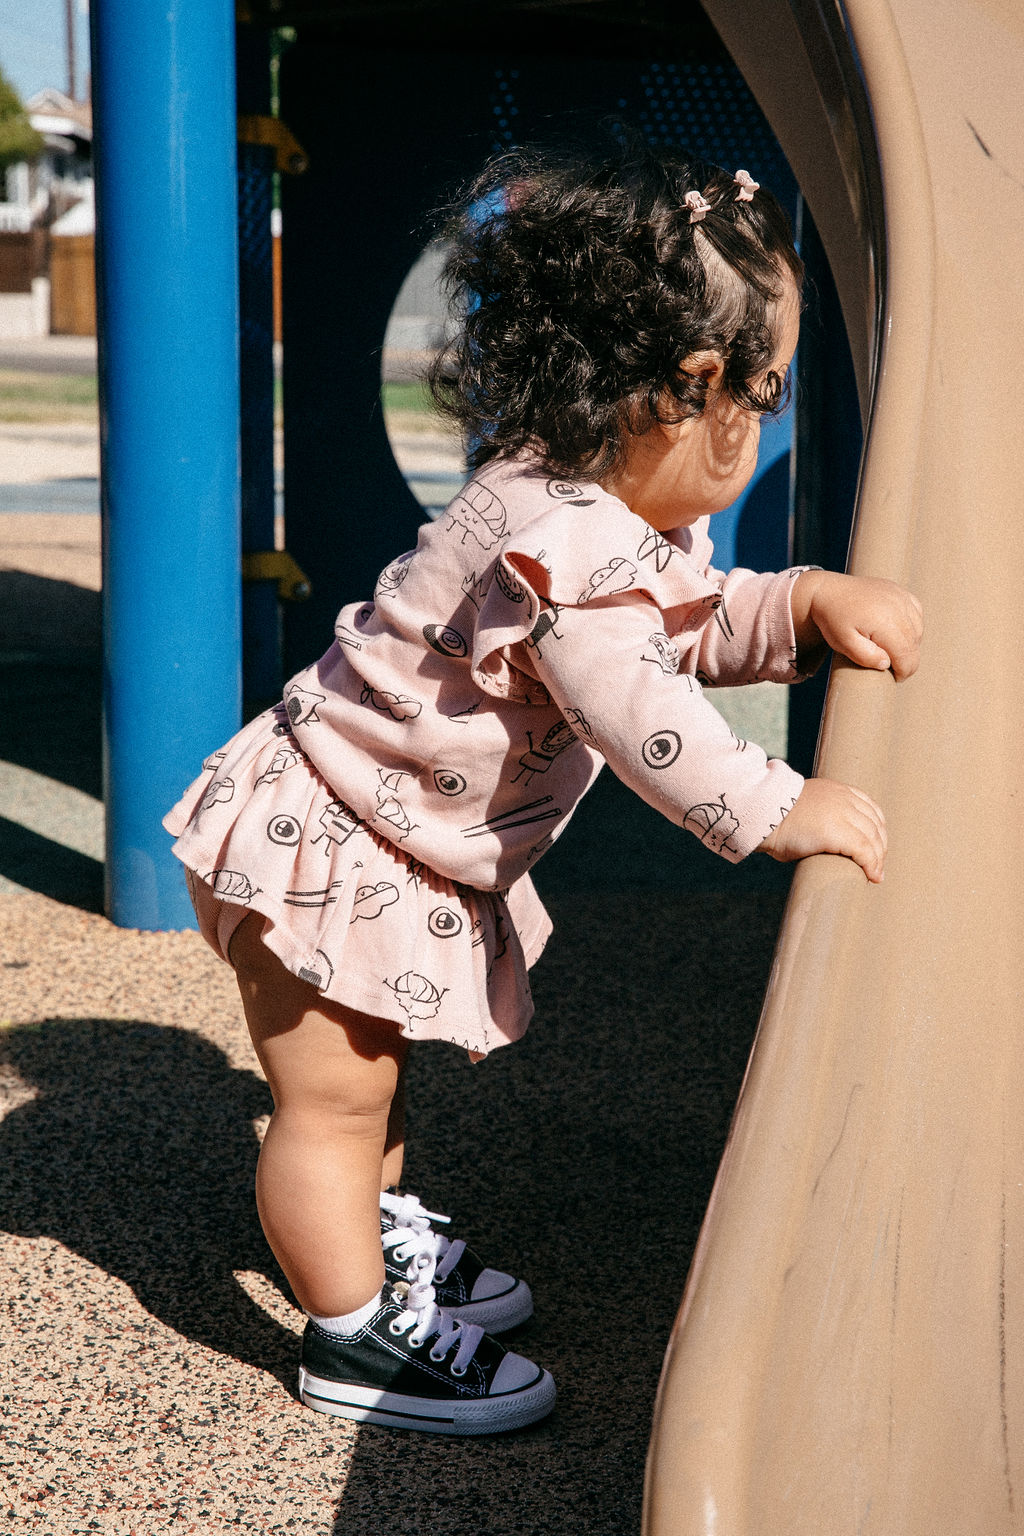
[162,705,552,1057]
[463,467,725,703]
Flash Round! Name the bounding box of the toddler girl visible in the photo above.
[164,145,922,1435]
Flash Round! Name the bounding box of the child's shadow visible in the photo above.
[0,1017,298,1388]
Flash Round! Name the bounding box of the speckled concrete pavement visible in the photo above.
[0,407,792,1534]
[1,881,786,1535]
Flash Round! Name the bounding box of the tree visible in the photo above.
[0,68,44,170]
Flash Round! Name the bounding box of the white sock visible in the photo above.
[307,1290,383,1337]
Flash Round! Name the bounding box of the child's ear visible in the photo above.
[676,349,726,392]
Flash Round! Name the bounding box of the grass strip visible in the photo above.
[0,370,98,423]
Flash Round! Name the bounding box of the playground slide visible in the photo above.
[644,0,1024,1531]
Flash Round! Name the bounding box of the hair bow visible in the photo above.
[684,190,711,224]
[733,169,759,202]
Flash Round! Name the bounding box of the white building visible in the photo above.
[1,88,92,233]
[0,88,93,337]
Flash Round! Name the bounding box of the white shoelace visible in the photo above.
[380,1193,482,1373]
[379,1190,467,1286]
[388,1278,484,1374]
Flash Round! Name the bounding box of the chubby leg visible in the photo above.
[230,914,407,1318]
[226,917,555,1434]
[383,1064,406,1191]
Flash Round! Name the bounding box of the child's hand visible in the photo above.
[759,777,887,882]
[792,571,923,680]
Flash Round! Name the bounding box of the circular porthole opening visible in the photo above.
[381,242,465,519]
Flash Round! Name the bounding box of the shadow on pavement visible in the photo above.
[0,567,103,904]
[0,816,103,909]
[0,648,101,800]
[0,569,101,660]
[0,1016,297,1390]
[0,565,101,807]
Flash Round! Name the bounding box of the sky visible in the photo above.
[0,0,91,104]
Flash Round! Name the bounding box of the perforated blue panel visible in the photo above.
[492,66,521,143]
[488,54,795,195]
[238,137,281,708]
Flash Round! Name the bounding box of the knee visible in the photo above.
[270,1062,399,1131]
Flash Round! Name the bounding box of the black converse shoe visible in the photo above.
[298,1280,555,1434]
[380,1190,533,1332]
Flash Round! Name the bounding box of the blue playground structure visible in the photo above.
[91,0,241,927]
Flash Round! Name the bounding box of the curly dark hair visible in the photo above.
[428,143,803,480]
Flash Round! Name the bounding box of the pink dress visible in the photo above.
[164,456,805,1056]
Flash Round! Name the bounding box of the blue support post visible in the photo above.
[91,0,241,929]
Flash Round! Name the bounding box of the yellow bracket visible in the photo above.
[242,549,312,603]
[237,115,309,176]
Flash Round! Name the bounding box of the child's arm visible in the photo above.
[507,593,806,865]
[789,571,924,679]
[754,574,921,881]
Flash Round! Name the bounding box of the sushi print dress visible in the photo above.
[165,456,806,1057]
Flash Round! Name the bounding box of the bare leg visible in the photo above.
[382,1063,405,1191]
[231,914,408,1318]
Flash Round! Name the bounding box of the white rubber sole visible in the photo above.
[297,1363,556,1435]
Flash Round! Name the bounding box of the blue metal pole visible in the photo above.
[91,0,241,929]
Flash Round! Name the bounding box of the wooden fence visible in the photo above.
[50,234,96,335]
[0,230,47,294]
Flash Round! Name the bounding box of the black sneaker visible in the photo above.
[298,1281,555,1434]
[380,1190,533,1332]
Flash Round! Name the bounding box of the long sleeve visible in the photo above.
[509,589,803,862]
[662,516,809,686]
[674,564,806,686]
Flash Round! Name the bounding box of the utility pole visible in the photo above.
[65,0,76,101]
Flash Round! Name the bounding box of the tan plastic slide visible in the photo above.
[644,0,1024,1531]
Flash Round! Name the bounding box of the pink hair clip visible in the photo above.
[684,190,711,224]
[733,169,759,202]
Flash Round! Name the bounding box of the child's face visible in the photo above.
[603,274,800,533]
